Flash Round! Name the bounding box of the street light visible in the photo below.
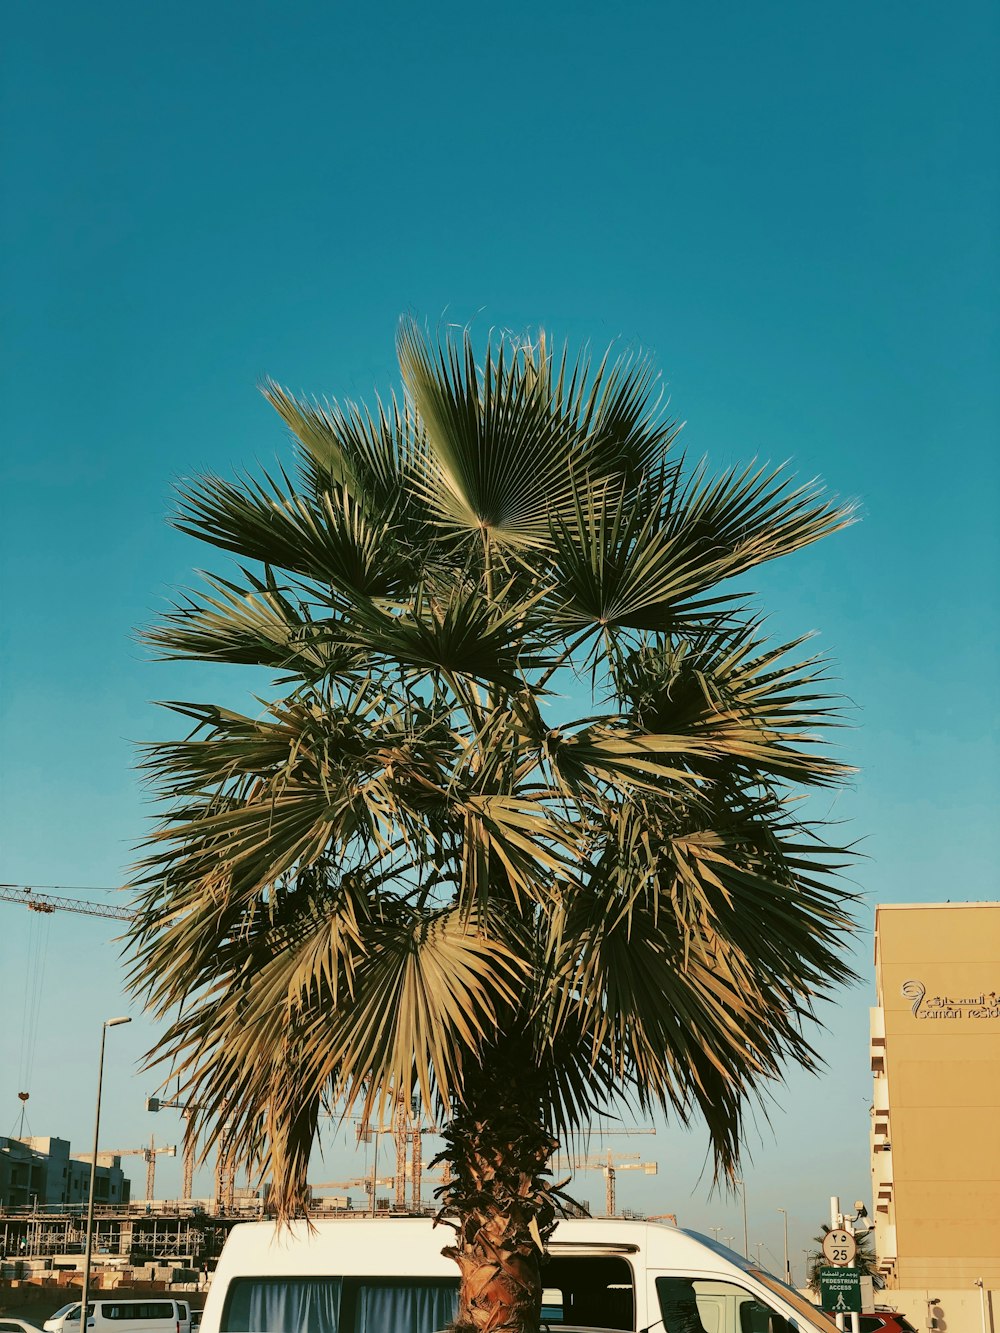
[710,1226,723,1244]
[778,1208,791,1285]
[81,1017,131,1333]
[734,1179,749,1258]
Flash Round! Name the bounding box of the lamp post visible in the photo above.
[710,1227,723,1244]
[778,1208,791,1285]
[734,1179,749,1258]
[80,1017,131,1333]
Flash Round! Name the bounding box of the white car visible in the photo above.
[0,1320,46,1333]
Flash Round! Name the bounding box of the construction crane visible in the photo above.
[310,1177,395,1216]
[391,1094,442,1211]
[148,1091,236,1212]
[0,884,134,921]
[79,1136,177,1202]
[554,1149,658,1217]
[147,1095,197,1200]
[349,1097,441,1212]
[2,886,136,1142]
[214,1122,236,1215]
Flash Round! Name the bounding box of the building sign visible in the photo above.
[902,980,1000,1020]
[819,1268,862,1313]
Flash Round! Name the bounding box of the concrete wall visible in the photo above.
[888,1286,996,1333]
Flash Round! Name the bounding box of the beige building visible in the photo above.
[871,902,1000,1290]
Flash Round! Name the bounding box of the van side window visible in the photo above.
[656,1279,797,1333]
[221,1276,458,1333]
[540,1255,635,1329]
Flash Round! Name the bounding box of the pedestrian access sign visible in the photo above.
[819,1267,862,1313]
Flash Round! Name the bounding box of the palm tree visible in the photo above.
[127,320,857,1333]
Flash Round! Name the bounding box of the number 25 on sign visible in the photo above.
[822,1230,858,1266]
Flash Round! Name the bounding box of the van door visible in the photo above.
[649,1276,828,1333]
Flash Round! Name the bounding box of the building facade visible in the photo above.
[0,1136,130,1208]
[871,902,1000,1287]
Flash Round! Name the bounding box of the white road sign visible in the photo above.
[822,1229,858,1266]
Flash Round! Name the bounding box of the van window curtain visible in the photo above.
[223,1277,343,1332]
[353,1281,458,1333]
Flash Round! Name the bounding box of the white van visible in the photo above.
[44,1299,191,1333]
[199,1216,830,1333]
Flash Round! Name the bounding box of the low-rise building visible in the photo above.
[0,1136,130,1208]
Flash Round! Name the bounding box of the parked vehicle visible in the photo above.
[199,1215,844,1333]
[0,1319,45,1333]
[832,1315,917,1333]
[43,1299,191,1333]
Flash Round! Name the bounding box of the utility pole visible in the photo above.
[735,1179,749,1258]
[81,1017,131,1333]
[778,1208,791,1285]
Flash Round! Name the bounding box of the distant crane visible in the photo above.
[146,1095,198,1200]
[347,1096,441,1212]
[1,886,136,1144]
[389,1094,442,1210]
[79,1136,177,1202]
[215,1122,236,1215]
[553,1149,658,1217]
[310,1177,395,1216]
[0,884,134,921]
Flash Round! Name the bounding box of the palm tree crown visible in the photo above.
[128,321,856,1333]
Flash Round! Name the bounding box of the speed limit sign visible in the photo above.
[822,1229,858,1266]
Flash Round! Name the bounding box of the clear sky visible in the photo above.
[1,0,997,1278]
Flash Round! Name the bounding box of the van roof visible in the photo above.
[210,1215,754,1282]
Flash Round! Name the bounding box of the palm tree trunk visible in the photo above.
[438,1057,559,1333]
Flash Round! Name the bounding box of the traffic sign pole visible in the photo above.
[828,1195,861,1333]
[847,1214,860,1333]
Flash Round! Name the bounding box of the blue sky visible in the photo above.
[1,0,997,1274]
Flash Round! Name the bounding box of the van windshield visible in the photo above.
[749,1271,834,1333]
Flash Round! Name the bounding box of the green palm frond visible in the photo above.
[668,457,856,573]
[261,379,423,520]
[397,319,584,552]
[147,573,360,680]
[549,473,732,636]
[175,470,419,598]
[335,576,552,691]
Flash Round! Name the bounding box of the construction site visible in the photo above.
[1,883,662,1326]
